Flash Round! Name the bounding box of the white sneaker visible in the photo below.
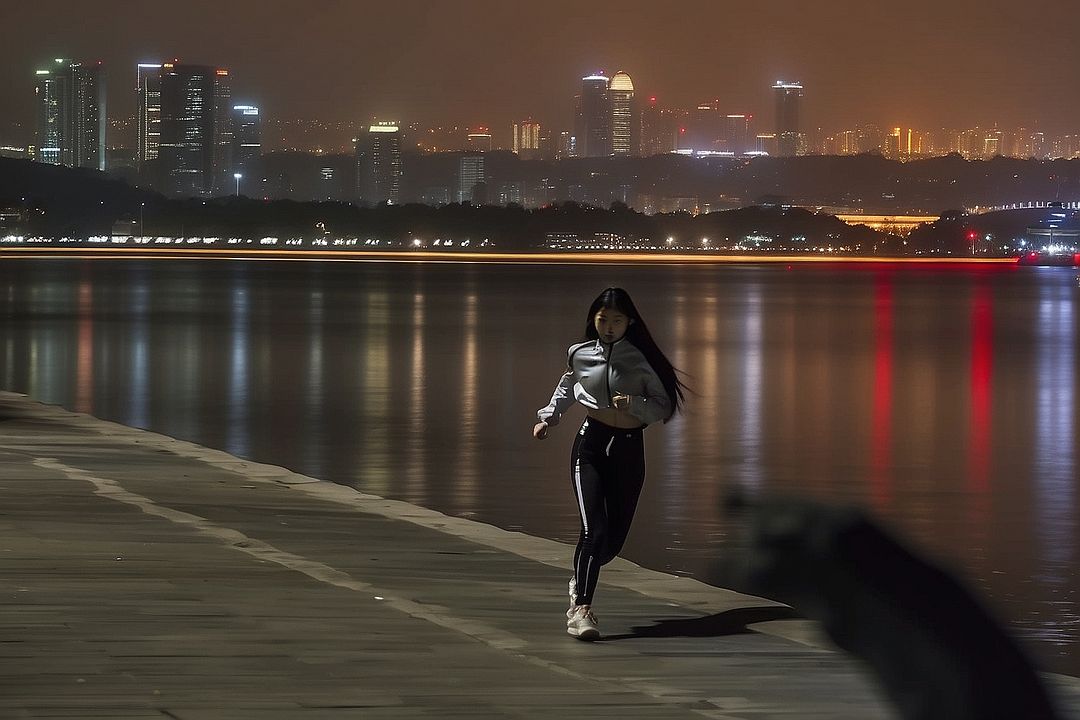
[566,605,600,641]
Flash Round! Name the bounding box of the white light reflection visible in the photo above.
[360,291,391,493]
[29,283,63,402]
[127,278,150,428]
[1034,283,1076,584]
[303,288,325,476]
[455,291,479,510]
[225,276,250,457]
[660,291,686,490]
[736,284,764,492]
[406,291,427,501]
[658,288,688,520]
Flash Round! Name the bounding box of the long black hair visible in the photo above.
[583,287,688,422]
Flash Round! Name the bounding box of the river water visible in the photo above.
[1,258,1077,675]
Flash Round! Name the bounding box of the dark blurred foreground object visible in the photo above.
[722,495,1060,720]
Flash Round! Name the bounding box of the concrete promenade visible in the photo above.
[1,391,1078,719]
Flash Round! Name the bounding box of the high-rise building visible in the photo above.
[725,115,752,155]
[231,104,262,176]
[827,125,884,155]
[685,101,723,153]
[609,71,636,157]
[983,129,1005,159]
[640,97,680,156]
[755,133,778,156]
[512,120,541,158]
[33,63,67,166]
[358,121,403,204]
[458,154,486,204]
[68,63,106,171]
[466,129,493,152]
[137,63,163,168]
[33,59,106,171]
[578,74,612,157]
[557,131,576,160]
[684,103,751,155]
[773,80,803,157]
[154,63,232,196]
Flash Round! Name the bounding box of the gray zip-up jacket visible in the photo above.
[537,338,672,427]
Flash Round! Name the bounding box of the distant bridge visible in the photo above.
[977,201,1080,213]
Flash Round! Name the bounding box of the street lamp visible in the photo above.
[233,173,243,196]
[139,202,145,236]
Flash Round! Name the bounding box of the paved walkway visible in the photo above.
[1,391,1077,719]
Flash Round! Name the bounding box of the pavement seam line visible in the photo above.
[32,456,529,651]
[31,455,746,720]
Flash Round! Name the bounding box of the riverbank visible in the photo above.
[2,391,1079,718]
[0,245,1020,265]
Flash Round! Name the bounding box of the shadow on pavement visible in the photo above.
[603,605,799,641]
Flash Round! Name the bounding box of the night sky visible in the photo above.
[5,0,1080,137]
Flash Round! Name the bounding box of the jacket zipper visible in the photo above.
[603,341,613,407]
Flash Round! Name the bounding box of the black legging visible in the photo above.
[570,417,646,606]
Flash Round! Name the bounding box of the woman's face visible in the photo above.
[594,307,631,343]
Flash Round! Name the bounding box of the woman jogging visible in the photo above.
[533,287,687,640]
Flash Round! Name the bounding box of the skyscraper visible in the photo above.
[33,63,67,166]
[609,71,636,157]
[33,59,106,171]
[725,114,752,155]
[578,74,612,157]
[155,63,232,196]
[773,80,803,157]
[358,121,403,204]
[68,63,106,171]
[231,104,262,176]
[466,129,493,152]
[458,154,486,204]
[512,120,541,158]
[685,101,726,154]
[640,97,679,156]
[137,63,163,169]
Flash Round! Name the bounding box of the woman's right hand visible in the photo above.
[532,422,549,440]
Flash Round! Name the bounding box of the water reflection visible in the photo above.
[1,260,1078,676]
[303,285,325,477]
[1034,282,1076,585]
[736,282,763,493]
[128,276,151,428]
[966,283,994,542]
[360,290,391,494]
[455,290,479,513]
[659,290,688,493]
[870,272,894,510]
[226,271,251,457]
[75,279,94,414]
[407,289,427,501]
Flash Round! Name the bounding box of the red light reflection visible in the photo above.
[871,273,893,509]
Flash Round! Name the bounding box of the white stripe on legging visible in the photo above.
[581,556,594,602]
[574,458,588,534]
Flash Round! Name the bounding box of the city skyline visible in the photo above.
[16,56,1080,163]
[19,56,1080,168]
[5,0,1080,141]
